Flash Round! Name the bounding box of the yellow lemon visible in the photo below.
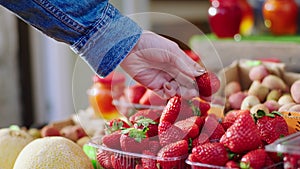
[13,136,93,169]
[0,128,34,169]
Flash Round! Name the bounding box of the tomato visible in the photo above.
[263,0,299,35]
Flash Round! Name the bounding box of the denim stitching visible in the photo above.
[71,3,115,52]
[33,0,85,33]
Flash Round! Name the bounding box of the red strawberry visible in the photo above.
[139,89,167,106]
[201,114,225,142]
[220,113,262,153]
[147,140,161,154]
[195,71,221,97]
[120,128,149,153]
[96,149,113,169]
[225,160,240,169]
[141,150,158,169]
[129,109,162,123]
[240,149,268,169]
[255,111,289,144]
[133,117,158,138]
[174,117,200,139]
[192,142,229,166]
[160,95,181,124]
[192,133,210,148]
[185,116,205,129]
[157,140,189,169]
[158,121,185,147]
[222,110,250,130]
[106,118,130,133]
[102,130,122,150]
[111,153,136,169]
[125,84,147,104]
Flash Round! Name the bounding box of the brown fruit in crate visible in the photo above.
[291,80,300,104]
[266,89,282,101]
[248,81,269,102]
[241,95,260,110]
[60,126,78,141]
[225,81,242,97]
[289,104,300,112]
[279,102,296,112]
[250,104,270,115]
[228,91,248,110]
[264,100,280,112]
[262,75,287,91]
[40,125,61,137]
[249,64,269,82]
[278,94,295,106]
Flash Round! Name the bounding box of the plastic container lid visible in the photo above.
[266,131,300,155]
[93,72,126,85]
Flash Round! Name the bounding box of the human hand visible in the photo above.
[120,31,205,99]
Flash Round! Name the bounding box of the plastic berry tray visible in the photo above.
[185,159,283,169]
[88,136,188,169]
[266,131,300,169]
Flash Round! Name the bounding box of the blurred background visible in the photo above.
[0,0,210,128]
[0,0,300,128]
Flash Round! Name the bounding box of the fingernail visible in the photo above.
[194,69,206,76]
[164,82,172,91]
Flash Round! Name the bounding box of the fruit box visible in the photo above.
[219,59,300,132]
[87,137,188,169]
[185,159,283,169]
[265,131,300,169]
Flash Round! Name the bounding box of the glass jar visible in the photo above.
[239,0,255,36]
[87,72,126,120]
[263,0,299,35]
[208,0,243,38]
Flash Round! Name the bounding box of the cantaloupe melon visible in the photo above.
[0,128,34,169]
[13,136,93,169]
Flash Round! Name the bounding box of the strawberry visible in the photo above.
[201,114,225,142]
[158,121,185,147]
[141,150,158,169]
[225,160,240,169]
[174,117,200,139]
[96,149,113,169]
[192,142,229,166]
[106,118,130,133]
[160,95,181,124]
[220,113,262,153]
[133,117,158,138]
[139,89,167,106]
[195,71,221,97]
[129,109,162,123]
[120,128,149,153]
[222,110,250,130]
[146,140,161,154]
[157,140,189,169]
[125,84,147,104]
[192,133,210,148]
[102,130,122,150]
[255,111,289,144]
[240,149,268,169]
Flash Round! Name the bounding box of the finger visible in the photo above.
[163,81,178,98]
[169,48,206,77]
[176,86,199,100]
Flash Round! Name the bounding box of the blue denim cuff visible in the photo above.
[71,3,142,77]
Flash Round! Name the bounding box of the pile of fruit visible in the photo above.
[94,60,300,169]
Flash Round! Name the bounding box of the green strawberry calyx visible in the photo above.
[135,117,157,128]
[121,127,147,143]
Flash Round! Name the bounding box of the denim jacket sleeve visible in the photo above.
[0,0,142,77]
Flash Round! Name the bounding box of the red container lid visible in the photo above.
[93,72,126,85]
